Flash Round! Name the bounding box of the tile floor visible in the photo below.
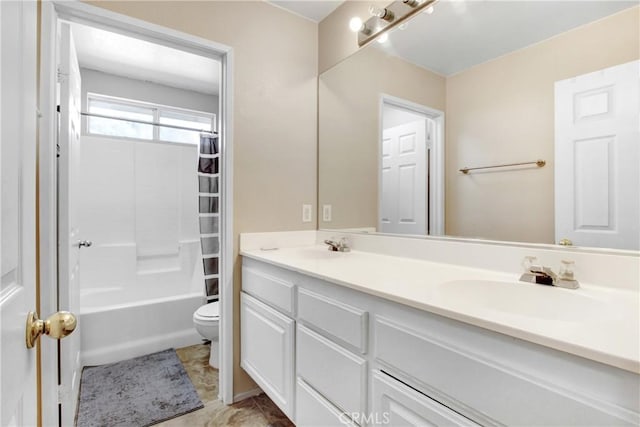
[157,343,295,427]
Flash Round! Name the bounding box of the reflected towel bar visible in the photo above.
[459,160,546,175]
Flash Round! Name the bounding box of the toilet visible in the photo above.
[193,301,220,369]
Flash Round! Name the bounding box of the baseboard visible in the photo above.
[233,387,262,403]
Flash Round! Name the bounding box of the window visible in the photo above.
[159,110,212,145]
[86,94,215,144]
[88,98,154,140]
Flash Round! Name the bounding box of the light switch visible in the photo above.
[322,204,332,222]
[302,204,312,222]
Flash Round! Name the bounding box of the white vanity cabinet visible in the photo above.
[241,256,640,427]
[240,260,297,419]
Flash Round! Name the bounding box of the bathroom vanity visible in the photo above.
[240,231,640,426]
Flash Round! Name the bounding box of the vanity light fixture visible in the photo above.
[349,16,373,35]
[369,5,395,22]
[354,0,439,47]
[349,16,364,32]
[376,33,389,44]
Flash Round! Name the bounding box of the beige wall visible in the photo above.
[445,6,639,243]
[85,0,318,396]
[319,46,445,229]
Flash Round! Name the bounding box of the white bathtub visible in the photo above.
[79,240,207,366]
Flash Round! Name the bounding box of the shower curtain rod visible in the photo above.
[80,111,217,134]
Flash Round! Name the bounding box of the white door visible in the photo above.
[58,22,83,425]
[0,1,38,426]
[380,120,428,235]
[555,60,640,250]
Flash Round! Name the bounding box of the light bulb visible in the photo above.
[376,33,389,44]
[369,5,394,21]
[425,5,435,14]
[349,16,364,33]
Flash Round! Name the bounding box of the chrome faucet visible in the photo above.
[324,237,351,252]
[519,256,579,289]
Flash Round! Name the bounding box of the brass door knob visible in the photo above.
[558,238,573,246]
[26,311,77,349]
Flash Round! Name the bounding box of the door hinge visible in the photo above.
[56,67,68,83]
[57,385,65,404]
[56,105,61,158]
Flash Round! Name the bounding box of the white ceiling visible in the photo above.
[268,0,343,22]
[376,1,637,76]
[70,22,220,95]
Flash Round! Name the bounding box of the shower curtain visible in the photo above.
[198,133,220,300]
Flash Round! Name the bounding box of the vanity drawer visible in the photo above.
[242,264,295,316]
[372,370,479,426]
[296,378,356,427]
[297,324,367,417]
[297,288,368,353]
[375,317,636,426]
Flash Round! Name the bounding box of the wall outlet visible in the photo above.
[322,204,332,222]
[302,204,312,222]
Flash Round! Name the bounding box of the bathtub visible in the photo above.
[79,240,207,366]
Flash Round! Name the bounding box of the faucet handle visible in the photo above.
[559,259,575,280]
[339,236,351,252]
[522,256,537,272]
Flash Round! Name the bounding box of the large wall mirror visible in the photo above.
[318,1,639,251]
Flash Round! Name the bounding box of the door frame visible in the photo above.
[379,94,445,236]
[38,2,235,422]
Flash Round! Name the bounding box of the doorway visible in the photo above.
[39,2,233,424]
[379,95,445,236]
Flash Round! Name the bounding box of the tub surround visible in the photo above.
[240,230,639,373]
[79,238,205,366]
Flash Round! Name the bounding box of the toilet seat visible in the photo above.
[194,301,219,321]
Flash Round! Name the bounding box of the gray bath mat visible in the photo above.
[76,348,203,427]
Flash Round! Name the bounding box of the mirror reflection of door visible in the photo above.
[380,104,434,235]
[555,60,640,250]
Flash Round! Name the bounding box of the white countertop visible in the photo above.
[241,245,640,374]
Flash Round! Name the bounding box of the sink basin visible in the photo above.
[435,280,606,322]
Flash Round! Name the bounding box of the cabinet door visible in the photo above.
[240,292,295,419]
[372,371,478,427]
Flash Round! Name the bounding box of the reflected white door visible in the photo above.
[380,120,428,235]
[0,1,38,425]
[555,60,639,250]
[58,22,83,425]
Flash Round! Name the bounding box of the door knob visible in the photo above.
[558,238,573,246]
[25,311,77,349]
[78,240,92,248]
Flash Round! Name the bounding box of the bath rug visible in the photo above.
[75,348,203,427]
